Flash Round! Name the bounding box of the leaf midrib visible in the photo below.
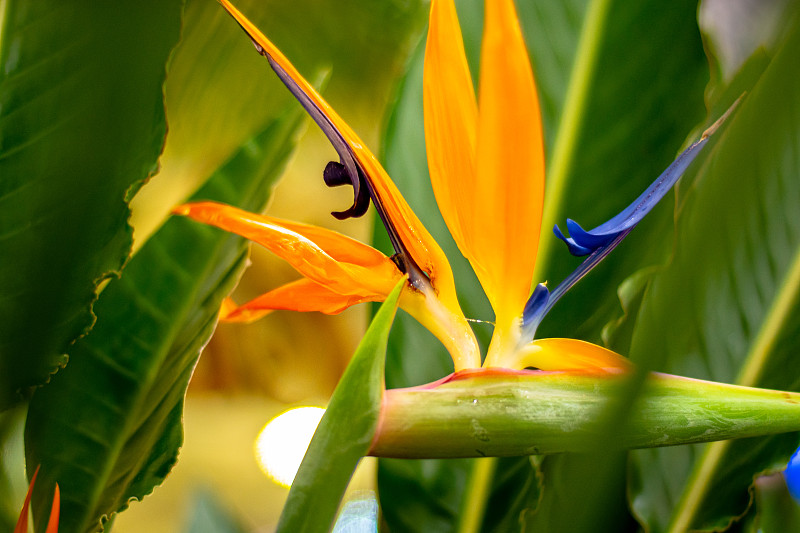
[532,0,612,285]
[0,0,8,61]
[666,219,800,533]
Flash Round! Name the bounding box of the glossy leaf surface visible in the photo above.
[628,12,800,532]
[24,108,305,532]
[0,1,183,409]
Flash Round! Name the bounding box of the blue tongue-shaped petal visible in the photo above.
[554,133,710,257]
[522,99,741,342]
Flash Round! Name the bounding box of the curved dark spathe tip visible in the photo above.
[324,161,371,219]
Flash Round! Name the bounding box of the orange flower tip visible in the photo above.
[46,484,60,533]
[171,203,192,216]
[16,466,60,533]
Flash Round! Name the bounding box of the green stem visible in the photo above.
[457,458,498,533]
[370,371,800,458]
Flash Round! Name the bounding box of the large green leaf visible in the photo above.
[23,108,305,533]
[276,281,402,533]
[628,11,800,532]
[532,0,708,342]
[0,405,25,529]
[0,1,184,409]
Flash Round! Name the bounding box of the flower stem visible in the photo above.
[371,371,800,458]
[457,457,498,533]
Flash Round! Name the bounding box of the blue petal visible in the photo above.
[520,100,741,342]
[521,230,630,340]
[522,283,550,329]
[554,135,709,257]
[785,445,800,502]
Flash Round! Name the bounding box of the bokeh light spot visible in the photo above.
[255,406,325,487]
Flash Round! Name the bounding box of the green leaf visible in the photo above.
[0,0,184,409]
[748,473,800,533]
[518,0,709,529]
[628,12,800,533]
[377,457,475,533]
[276,280,403,533]
[0,406,25,529]
[532,0,708,343]
[23,107,305,532]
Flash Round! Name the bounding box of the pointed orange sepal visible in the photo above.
[174,202,402,300]
[473,0,545,327]
[423,0,478,258]
[15,466,60,533]
[221,279,377,323]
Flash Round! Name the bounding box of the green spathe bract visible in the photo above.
[372,371,800,458]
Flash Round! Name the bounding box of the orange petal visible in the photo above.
[221,279,377,322]
[219,297,240,320]
[14,467,36,533]
[174,202,401,298]
[216,0,460,312]
[16,467,59,533]
[474,0,545,327]
[506,338,633,373]
[423,0,478,257]
[178,201,481,368]
[45,485,59,533]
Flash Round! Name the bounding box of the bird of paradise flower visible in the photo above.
[175,0,729,375]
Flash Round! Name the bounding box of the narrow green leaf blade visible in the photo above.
[0,1,183,408]
[276,281,403,533]
[23,108,305,532]
[628,13,800,532]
